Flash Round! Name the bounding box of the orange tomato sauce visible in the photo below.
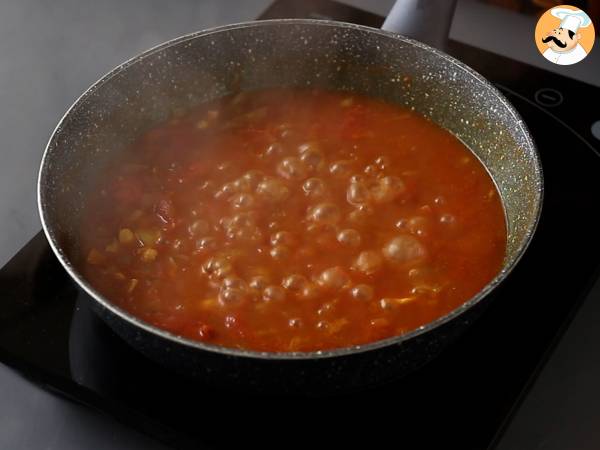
[80,88,506,352]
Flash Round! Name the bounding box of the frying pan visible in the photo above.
[37,1,543,392]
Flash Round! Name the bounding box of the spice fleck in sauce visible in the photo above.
[80,88,506,352]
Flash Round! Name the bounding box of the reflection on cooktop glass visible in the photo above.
[1,0,600,449]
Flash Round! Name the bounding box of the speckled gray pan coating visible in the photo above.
[38,20,542,385]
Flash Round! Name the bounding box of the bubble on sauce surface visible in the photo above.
[317,266,351,291]
[370,176,406,203]
[346,180,370,206]
[364,164,380,176]
[433,195,446,206]
[303,177,327,198]
[270,244,290,260]
[197,180,215,193]
[350,284,374,301]
[330,160,354,177]
[439,213,458,231]
[217,162,232,173]
[408,267,436,283]
[317,301,335,316]
[378,296,418,310]
[395,218,408,230]
[221,212,256,230]
[231,177,252,193]
[299,283,320,300]
[297,142,320,155]
[347,206,373,225]
[316,320,329,330]
[202,256,234,279]
[224,315,238,329]
[249,275,270,291]
[277,123,294,139]
[240,170,264,188]
[229,192,255,210]
[337,229,361,247]
[264,142,284,158]
[187,219,210,237]
[277,156,307,180]
[256,177,290,202]
[195,236,217,251]
[353,250,384,275]
[378,298,395,310]
[218,287,247,306]
[282,274,309,291]
[169,238,183,252]
[214,182,237,199]
[382,235,427,264]
[263,285,286,302]
[405,216,432,237]
[307,203,341,224]
[288,318,303,328]
[270,231,296,247]
[374,155,391,170]
[221,276,248,291]
[227,225,263,243]
[411,284,442,296]
[299,147,325,171]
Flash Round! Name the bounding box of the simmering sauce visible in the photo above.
[80,88,506,352]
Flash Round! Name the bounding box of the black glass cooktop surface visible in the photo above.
[2,1,600,449]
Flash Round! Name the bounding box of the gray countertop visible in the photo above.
[1,0,599,448]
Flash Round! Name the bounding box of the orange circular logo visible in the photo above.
[535,5,595,65]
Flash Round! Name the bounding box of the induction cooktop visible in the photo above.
[2,1,600,449]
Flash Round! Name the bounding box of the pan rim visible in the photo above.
[38,18,544,361]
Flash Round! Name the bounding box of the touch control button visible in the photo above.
[534,88,563,107]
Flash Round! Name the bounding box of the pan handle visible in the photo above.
[381,0,458,50]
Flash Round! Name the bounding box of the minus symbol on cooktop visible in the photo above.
[534,88,563,107]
